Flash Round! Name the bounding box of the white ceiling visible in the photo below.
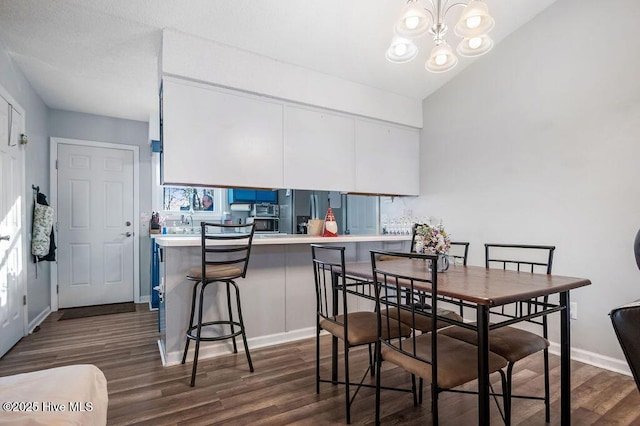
[0,0,558,122]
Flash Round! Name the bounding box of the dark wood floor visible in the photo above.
[1,304,639,425]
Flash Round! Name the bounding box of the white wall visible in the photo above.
[382,0,640,365]
[48,110,152,299]
[0,40,51,326]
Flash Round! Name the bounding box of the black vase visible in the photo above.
[635,228,640,271]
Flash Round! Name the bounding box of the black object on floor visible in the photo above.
[59,302,136,320]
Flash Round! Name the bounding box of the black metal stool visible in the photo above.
[181,221,255,386]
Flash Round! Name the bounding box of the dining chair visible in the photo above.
[371,250,509,425]
[441,243,556,424]
[610,300,640,392]
[181,222,255,386]
[311,244,411,424]
[383,224,467,332]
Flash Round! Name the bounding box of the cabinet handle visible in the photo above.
[0,235,10,241]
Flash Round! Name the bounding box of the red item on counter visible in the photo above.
[323,206,338,237]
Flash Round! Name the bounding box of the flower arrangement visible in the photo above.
[414,223,451,254]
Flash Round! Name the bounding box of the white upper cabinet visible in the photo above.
[162,78,284,188]
[161,77,419,195]
[284,106,355,191]
[355,120,420,196]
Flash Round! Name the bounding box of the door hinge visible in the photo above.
[55,159,58,170]
[23,295,26,306]
[55,222,58,232]
[56,285,59,294]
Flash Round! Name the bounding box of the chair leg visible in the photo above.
[232,280,254,373]
[181,281,199,365]
[226,282,238,353]
[543,347,550,423]
[431,381,439,426]
[190,282,207,387]
[505,363,515,426]
[419,378,424,405]
[375,340,382,425]
[411,374,418,406]
[316,322,321,394]
[368,343,375,377]
[344,341,351,424]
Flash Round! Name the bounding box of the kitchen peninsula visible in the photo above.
[155,234,410,365]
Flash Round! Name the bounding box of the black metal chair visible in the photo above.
[610,301,640,392]
[311,244,411,424]
[441,243,556,424]
[371,249,508,425]
[181,222,255,386]
[383,224,467,332]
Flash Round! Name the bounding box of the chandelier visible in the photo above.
[386,0,495,73]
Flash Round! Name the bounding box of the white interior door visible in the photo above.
[57,143,134,308]
[0,97,25,357]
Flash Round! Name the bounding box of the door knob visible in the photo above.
[0,235,9,241]
[123,232,132,237]
[125,221,131,226]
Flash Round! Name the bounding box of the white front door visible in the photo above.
[57,143,135,308]
[0,96,25,357]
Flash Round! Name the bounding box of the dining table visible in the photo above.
[335,260,591,425]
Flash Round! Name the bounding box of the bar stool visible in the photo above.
[181,221,255,386]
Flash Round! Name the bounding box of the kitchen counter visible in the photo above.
[155,233,410,366]
[153,233,410,247]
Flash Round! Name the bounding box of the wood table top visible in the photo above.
[342,260,591,307]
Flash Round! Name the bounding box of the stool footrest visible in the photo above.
[186,320,244,342]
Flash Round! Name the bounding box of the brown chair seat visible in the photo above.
[440,323,549,363]
[320,311,411,346]
[381,333,508,390]
[187,264,243,281]
[382,307,463,332]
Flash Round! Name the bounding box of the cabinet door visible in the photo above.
[355,120,419,195]
[255,190,278,203]
[228,189,256,203]
[284,106,355,191]
[162,79,284,188]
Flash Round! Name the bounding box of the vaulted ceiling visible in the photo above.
[0,0,558,121]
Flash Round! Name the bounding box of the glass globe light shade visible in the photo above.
[394,1,430,37]
[385,37,418,63]
[457,34,494,57]
[426,43,458,73]
[454,1,495,37]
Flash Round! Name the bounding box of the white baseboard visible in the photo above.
[164,326,317,366]
[28,307,51,333]
[549,341,632,377]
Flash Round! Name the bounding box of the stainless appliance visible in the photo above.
[247,217,279,233]
[251,203,279,217]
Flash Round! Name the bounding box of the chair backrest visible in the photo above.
[370,250,439,376]
[610,301,640,392]
[311,244,349,330]
[485,243,556,326]
[485,243,555,274]
[409,223,421,253]
[448,241,470,266]
[200,222,255,280]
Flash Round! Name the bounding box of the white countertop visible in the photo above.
[153,233,410,247]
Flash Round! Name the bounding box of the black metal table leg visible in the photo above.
[477,304,490,424]
[560,291,571,425]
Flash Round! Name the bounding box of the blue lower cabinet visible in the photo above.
[151,240,160,309]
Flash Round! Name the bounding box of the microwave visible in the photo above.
[251,203,279,217]
[247,217,279,233]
